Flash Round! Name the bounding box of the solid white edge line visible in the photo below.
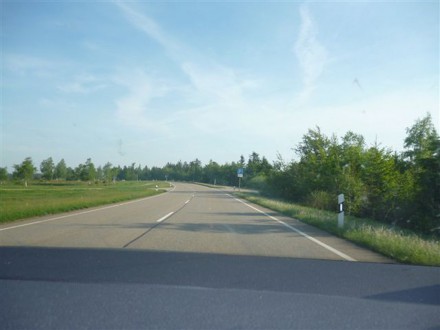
[156,212,174,223]
[0,184,177,232]
[228,194,357,262]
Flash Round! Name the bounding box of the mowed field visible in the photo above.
[0,181,170,223]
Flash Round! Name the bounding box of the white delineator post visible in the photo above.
[338,194,345,228]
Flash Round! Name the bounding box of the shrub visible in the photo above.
[305,190,334,211]
[246,174,268,191]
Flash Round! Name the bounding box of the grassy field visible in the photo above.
[236,192,440,266]
[0,181,171,223]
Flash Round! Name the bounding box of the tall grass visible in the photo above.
[0,181,170,223]
[236,193,440,266]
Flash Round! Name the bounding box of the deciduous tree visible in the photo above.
[13,157,36,187]
[0,167,8,183]
[403,114,440,232]
[40,157,55,180]
[54,159,67,180]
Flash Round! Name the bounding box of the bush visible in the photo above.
[246,174,268,191]
[305,190,334,211]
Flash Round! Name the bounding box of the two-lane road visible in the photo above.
[0,183,387,262]
[1,183,439,329]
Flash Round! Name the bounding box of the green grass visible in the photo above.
[236,192,440,266]
[0,181,171,223]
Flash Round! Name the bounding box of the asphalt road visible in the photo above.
[1,183,439,329]
[0,182,389,262]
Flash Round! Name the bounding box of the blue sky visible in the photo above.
[1,0,438,170]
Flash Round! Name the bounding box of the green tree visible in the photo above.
[96,166,103,181]
[85,158,96,181]
[246,152,261,178]
[239,155,246,168]
[203,160,221,184]
[360,145,401,221]
[190,159,202,182]
[295,128,342,202]
[13,157,36,187]
[403,113,440,233]
[338,132,366,215]
[260,156,272,175]
[65,167,76,181]
[75,158,96,181]
[127,163,136,181]
[162,163,174,181]
[404,113,438,163]
[150,166,164,180]
[74,163,86,181]
[141,165,151,180]
[54,159,67,180]
[0,167,8,183]
[103,162,115,183]
[40,157,55,180]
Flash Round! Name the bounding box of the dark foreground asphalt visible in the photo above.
[1,247,439,329]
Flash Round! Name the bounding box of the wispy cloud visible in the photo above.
[113,2,260,135]
[113,70,160,130]
[114,1,248,96]
[112,1,295,161]
[181,62,258,102]
[294,5,328,103]
[58,73,107,94]
[114,1,182,55]
[3,53,56,77]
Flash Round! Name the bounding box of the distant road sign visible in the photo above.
[237,168,244,178]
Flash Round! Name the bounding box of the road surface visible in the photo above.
[0,183,389,262]
[1,183,439,329]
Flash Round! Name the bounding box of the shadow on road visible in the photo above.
[366,285,440,306]
[2,247,439,330]
[1,246,439,305]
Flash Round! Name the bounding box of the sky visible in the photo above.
[1,0,439,170]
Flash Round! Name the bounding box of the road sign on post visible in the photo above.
[237,168,244,191]
[338,194,345,228]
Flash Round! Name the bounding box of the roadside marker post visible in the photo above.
[338,194,345,228]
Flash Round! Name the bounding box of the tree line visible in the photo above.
[261,114,439,235]
[1,114,438,234]
[1,155,263,187]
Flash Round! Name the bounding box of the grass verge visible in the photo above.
[236,192,440,266]
[0,181,171,224]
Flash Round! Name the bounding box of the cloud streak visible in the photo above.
[294,5,328,103]
[58,73,107,94]
[113,70,165,131]
[3,53,57,77]
[113,2,260,136]
[114,1,182,56]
